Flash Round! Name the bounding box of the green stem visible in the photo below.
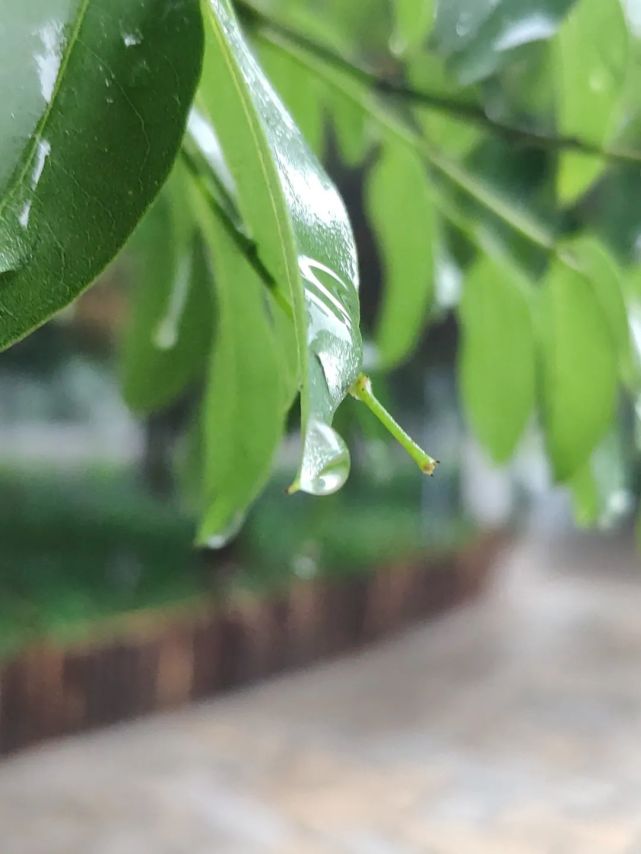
[349,374,438,476]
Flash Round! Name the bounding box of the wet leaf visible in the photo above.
[458,255,536,462]
[199,0,363,496]
[193,193,286,545]
[0,0,203,349]
[257,39,324,156]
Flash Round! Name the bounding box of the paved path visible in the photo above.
[2,522,641,853]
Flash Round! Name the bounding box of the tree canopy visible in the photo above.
[1,0,640,539]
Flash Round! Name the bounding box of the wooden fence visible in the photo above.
[0,534,502,754]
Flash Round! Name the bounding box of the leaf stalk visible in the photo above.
[349,373,438,476]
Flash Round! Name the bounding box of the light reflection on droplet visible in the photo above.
[493,13,556,51]
[298,419,350,496]
[35,20,64,104]
[16,138,51,230]
[153,252,192,350]
[123,31,142,48]
[18,202,32,229]
[203,511,246,549]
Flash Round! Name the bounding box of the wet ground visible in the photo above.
[2,517,641,853]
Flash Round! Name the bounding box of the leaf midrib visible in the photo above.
[205,2,306,386]
[0,0,91,220]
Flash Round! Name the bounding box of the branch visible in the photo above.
[243,9,557,254]
[235,0,641,169]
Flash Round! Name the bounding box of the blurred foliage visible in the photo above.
[0,460,471,658]
[5,0,641,542]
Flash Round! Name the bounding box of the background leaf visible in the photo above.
[194,195,286,545]
[433,0,577,84]
[561,236,631,375]
[390,0,435,56]
[553,0,629,201]
[365,139,437,368]
[538,259,617,480]
[120,176,213,415]
[0,0,203,349]
[458,255,536,462]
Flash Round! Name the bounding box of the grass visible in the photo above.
[0,458,473,657]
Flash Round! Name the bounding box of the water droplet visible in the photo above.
[297,419,350,496]
[455,12,472,36]
[589,70,608,93]
[153,254,192,351]
[187,109,237,198]
[18,201,32,229]
[291,550,318,580]
[122,31,142,47]
[31,138,51,188]
[202,511,246,549]
[493,13,556,52]
[0,234,29,277]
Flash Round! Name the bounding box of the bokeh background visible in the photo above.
[3,0,641,852]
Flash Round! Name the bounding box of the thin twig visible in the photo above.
[235,0,641,168]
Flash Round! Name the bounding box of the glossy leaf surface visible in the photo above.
[458,256,536,463]
[0,0,203,349]
[257,39,324,156]
[200,0,363,496]
[365,140,436,368]
[538,259,617,481]
[195,196,285,544]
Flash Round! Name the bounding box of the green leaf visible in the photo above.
[365,140,436,368]
[391,0,434,56]
[200,0,363,496]
[433,0,576,84]
[553,0,629,202]
[561,236,631,375]
[538,259,617,481]
[325,67,372,167]
[458,255,536,462]
[193,193,286,545]
[120,175,213,415]
[257,38,325,156]
[0,0,203,350]
[569,430,631,528]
